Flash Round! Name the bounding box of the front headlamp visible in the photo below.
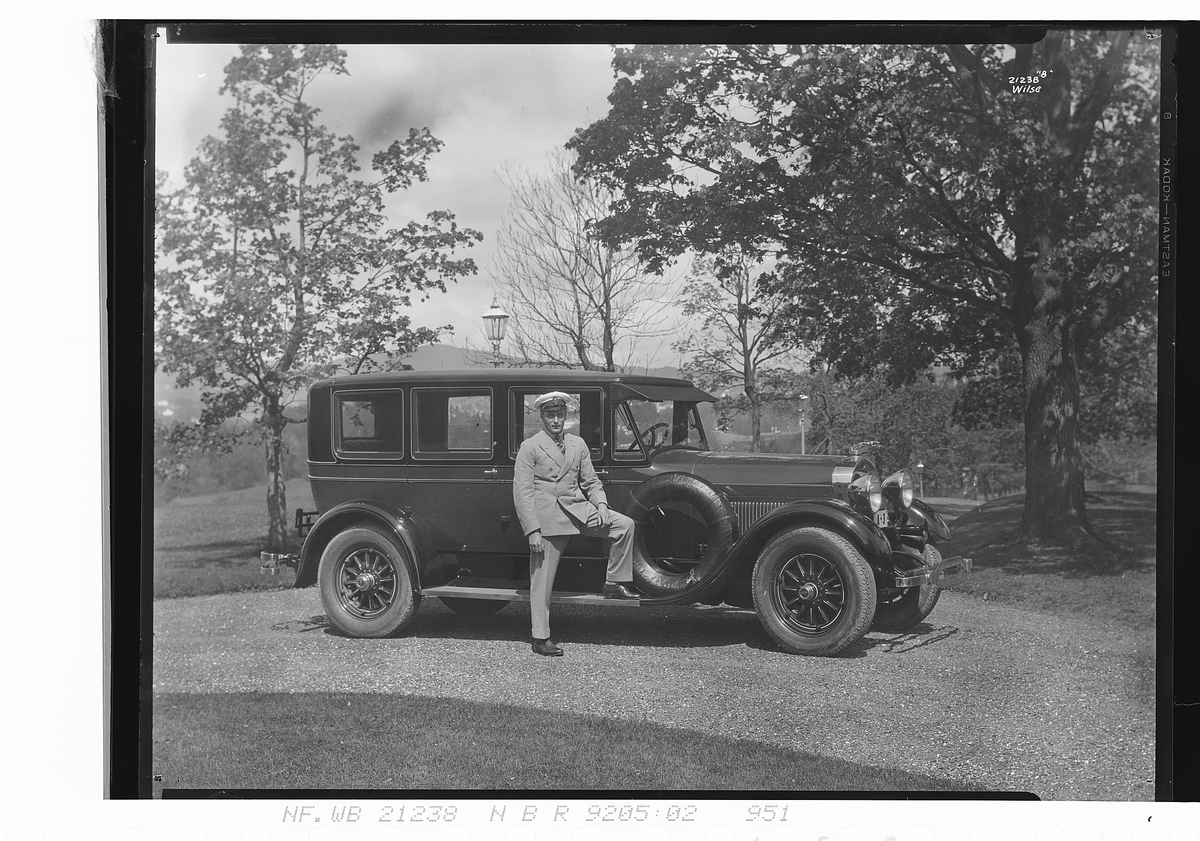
[883,469,915,508]
[849,472,883,514]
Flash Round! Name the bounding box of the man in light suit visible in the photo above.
[513,391,642,656]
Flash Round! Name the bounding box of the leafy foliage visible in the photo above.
[1077,301,1158,441]
[674,253,800,450]
[569,34,1160,539]
[156,45,481,547]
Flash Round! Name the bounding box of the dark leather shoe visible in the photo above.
[531,638,563,656]
[603,581,643,600]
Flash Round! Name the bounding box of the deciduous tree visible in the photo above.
[674,252,799,451]
[491,150,675,371]
[569,33,1160,541]
[156,45,481,549]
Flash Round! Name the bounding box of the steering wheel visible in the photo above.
[639,422,671,450]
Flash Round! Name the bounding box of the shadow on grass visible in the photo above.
[155,542,297,598]
[154,483,313,597]
[153,691,987,794]
[158,539,266,567]
[936,490,1157,623]
[943,491,1157,577]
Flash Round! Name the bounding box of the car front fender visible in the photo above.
[641,498,894,607]
[907,498,953,542]
[729,498,894,570]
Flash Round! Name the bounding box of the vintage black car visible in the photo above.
[260,369,970,656]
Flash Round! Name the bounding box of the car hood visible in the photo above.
[651,449,855,487]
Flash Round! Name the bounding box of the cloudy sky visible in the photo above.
[155,39,653,361]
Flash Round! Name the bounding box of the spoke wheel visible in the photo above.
[771,552,848,635]
[752,526,876,656]
[318,524,420,638]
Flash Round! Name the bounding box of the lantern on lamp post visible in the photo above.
[481,295,509,367]
[916,461,925,498]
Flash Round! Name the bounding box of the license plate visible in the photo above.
[874,510,891,527]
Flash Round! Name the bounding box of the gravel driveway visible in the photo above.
[153,588,1154,800]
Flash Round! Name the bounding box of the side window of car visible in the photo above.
[612,402,647,460]
[335,390,404,459]
[510,389,603,458]
[412,388,493,460]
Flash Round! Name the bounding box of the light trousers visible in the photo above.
[529,510,636,639]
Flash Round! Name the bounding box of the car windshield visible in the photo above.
[615,399,709,456]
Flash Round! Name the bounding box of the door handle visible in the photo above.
[483,468,498,475]
[595,469,610,476]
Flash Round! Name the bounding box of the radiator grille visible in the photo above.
[732,500,786,532]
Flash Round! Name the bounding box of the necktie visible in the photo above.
[554,435,565,456]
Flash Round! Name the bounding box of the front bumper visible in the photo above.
[891,554,972,588]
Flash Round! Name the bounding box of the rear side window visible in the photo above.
[510,389,603,458]
[413,389,493,459]
[334,390,404,459]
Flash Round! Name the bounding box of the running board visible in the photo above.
[421,584,643,608]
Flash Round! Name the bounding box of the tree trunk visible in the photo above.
[601,295,617,372]
[747,391,762,452]
[1016,284,1090,540]
[264,401,290,552]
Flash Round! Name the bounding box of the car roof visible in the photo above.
[315,368,699,389]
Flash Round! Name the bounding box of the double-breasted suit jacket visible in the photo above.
[513,430,608,537]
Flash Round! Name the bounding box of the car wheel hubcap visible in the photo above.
[336,547,398,619]
[772,552,846,635]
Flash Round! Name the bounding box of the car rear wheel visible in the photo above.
[439,596,508,616]
[872,545,943,632]
[751,526,877,656]
[318,524,420,638]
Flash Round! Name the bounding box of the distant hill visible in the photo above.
[405,343,473,368]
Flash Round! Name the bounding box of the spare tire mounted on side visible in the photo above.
[624,472,737,598]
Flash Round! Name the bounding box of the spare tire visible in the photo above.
[623,473,737,598]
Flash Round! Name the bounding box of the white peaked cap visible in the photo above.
[533,391,572,411]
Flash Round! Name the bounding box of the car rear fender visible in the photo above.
[294,501,434,588]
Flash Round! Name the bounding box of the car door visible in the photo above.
[500,386,608,554]
[405,386,506,554]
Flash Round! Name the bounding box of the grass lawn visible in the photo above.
[153,692,980,793]
[153,483,314,598]
[938,489,1157,624]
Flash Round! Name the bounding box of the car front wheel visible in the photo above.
[751,526,877,656]
[872,545,943,632]
[318,524,421,638]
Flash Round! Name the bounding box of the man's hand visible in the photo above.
[597,503,613,528]
[528,531,544,554]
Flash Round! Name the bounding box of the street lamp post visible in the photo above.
[798,394,809,455]
[481,295,510,367]
[916,461,925,498]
